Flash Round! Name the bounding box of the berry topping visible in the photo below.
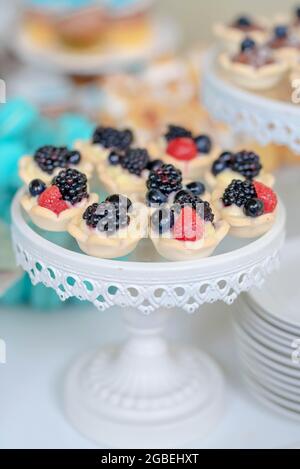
[147,164,182,196]
[165,125,192,142]
[211,151,235,176]
[29,179,46,197]
[38,186,68,215]
[253,181,277,213]
[146,189,168,206]
[234,16,252,28]
[121,148,149,176]
[274,25,288,39]
[222,179,257,208]
[173,206,204,242]
[194,135,212,154]
[151,207,175,234]
[174,191,214,223]
[243,198,264,217]
[92,126,133,151]
[108,151,121,166]
[66,150,81,166]
[241,37,256,52]
[105,194,132,211]
[185,181,206,196]
[231,150,262,179]
[52,168,88,206]
[83,199,130,233]
[146,159,163,171]
[166,137,197,161]
[296,7,300,19]
[34,146,70,175]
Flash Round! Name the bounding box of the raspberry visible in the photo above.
[167,138,197,161]
[173,206,204,242]
[253,181,277,214]
[38,186,68,215]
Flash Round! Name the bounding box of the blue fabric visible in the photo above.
[0,99,94,310]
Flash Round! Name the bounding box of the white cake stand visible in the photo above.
[202,49,300,155]
[11,190,286,448]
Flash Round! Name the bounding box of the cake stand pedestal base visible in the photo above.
[64,309,225,449]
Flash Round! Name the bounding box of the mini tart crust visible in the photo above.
[68,207,147,259]
[21,193,99,233]
[74,140,111,165]
[205,168,275,191]
[213,19,269,53]
[219,53,288,90]
[212,189,277,238]
[150,220,229,261]
[19,155,94,186]
[97,162,147,201]
[147,138,220,179]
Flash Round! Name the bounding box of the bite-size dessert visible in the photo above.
[21,169,98,232]
[219,37,288,90]
[68,194,146,259]
[149,194,229,262]
[214,15,269,53]
[75,126,134,165]
[146,163,210,207]
[148,125,220,179]
[212,179,278,238]
[205,150,275,190]
[19,145,93,185]
[267,25,300,64]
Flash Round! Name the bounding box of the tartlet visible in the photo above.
[214,15,269,53]
[68,195,147,259]
[212,179,278,238]
[21,169,98,232]
[74,126,134,165]
[19,145,93,186]
[148,125,220,179]
[149,199,229,262]
[219,37,288,90]
[205,150,275,190]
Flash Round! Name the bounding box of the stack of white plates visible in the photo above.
[233,238,300,421]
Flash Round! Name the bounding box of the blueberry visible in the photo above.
[108,151,121,166]
[194,135,212,154]
[66,150,81,165]
[296,7,300,19]
[151,208,175,234]
[219,151,234,164]
[147,159,163,171]
[235,16,252,27]
[106,194,132,211]
[243,198,264,217]
[212,160,227,176]
[185,181,206,196]
[29,179,46,197]
[146,189,168,206]
[274,25,288,39]
[241,37,256,52]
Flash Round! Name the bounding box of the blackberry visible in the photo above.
[151,207,175,234]
[244,198,264,217]
[53,168,88,205]
[165,125,193,142]
[231,150,262,179]
[222,179,257,208]
[34,146,69,174]
[147,164,182,196]
[105,194,132,211]
[92,126,133,151]
[173,191,214,222]
[121,148,149,176]
[83,200,130,233]
[29,179,46,197]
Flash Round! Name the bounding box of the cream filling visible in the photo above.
[19,155,93,185]
[97,163,148,201]
[74,140,110,165]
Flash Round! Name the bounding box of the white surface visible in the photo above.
[202,49,300,154]
[0,302,300,449]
